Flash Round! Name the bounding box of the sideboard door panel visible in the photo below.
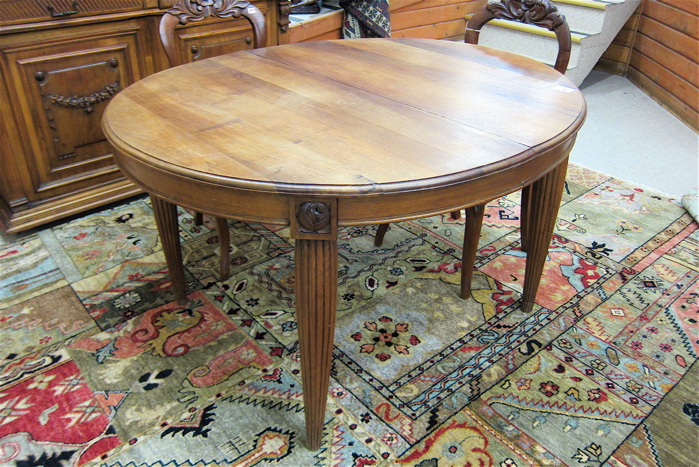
[6,27,144,199]
[0,6,277,233]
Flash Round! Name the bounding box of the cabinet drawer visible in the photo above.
[0,0,145,26]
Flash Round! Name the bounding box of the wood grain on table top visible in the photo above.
[103,38,585,194]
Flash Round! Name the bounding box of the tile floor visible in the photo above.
[572,70,698,199]
[1,70,697,245]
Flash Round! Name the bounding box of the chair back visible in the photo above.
[160,0,268,66]
[464,0,571,74]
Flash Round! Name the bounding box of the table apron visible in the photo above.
[112,135,575,227]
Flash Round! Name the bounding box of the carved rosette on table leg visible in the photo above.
[150,195,188,305]
[289,199,339,451]
[461,203,485,299]
[520,158,568,313]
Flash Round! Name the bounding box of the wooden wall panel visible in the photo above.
[596,8,640,75]
[287,0,481,43]
[637,14,698,61]
[627,0,698,130]
[661,0,697,15]
[633,31,697,86]
[643,0,697,36]
[392,0,481,40]
[392,18,468,39]
[287,11,342,43]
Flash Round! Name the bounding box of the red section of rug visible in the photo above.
[0,359,120,464]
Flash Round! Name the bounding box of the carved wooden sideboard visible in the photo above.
[0,0,277,233]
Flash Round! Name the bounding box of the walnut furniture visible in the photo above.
[102,38,587,450]
[0,0,276,234]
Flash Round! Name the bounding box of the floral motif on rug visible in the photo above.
[0,163,697,466]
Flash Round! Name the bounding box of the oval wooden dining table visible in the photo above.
[102,38,586,450]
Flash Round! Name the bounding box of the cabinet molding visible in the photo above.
[0,3,275,233]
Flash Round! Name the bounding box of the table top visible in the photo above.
[103,38,586,225]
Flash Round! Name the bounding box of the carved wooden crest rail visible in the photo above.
[489,0,566,31]
[465,0,571,74]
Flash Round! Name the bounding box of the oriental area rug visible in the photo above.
[0,163,697,466]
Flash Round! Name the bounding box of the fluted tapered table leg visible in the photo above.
[150,195,187,305]
[521,158,568,313]
[295,238,338,451]
[289,199,339,451]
